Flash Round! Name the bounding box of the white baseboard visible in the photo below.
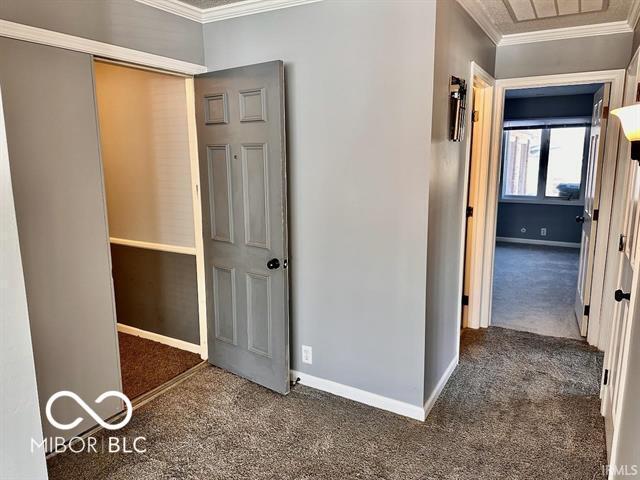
[290,370,426,421]
[496,236,580,249]
[117,323,202,355]
[423,355,458,418]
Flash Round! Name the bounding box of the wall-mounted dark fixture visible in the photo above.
[449,76,467,142]
[612,104,640,164]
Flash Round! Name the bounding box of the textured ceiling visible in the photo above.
[474,0,633,34]
[178,0,246,8]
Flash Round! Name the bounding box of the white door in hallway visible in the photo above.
[575,84,610,336]
[462,86,482,328]
[602,53,640,454]
[194,61,290,394]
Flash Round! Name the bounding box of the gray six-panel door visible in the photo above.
[194,61,289,394]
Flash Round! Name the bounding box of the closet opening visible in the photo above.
[93,59,206,402]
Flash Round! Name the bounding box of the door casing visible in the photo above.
[602,47,640,463]
[459,62,495,341]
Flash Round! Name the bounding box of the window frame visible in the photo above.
[500,122,591,206]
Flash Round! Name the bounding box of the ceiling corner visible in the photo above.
[456,0,502,45]
[135,0,324,24]
[627,0,640,29]
[135,0,204,22]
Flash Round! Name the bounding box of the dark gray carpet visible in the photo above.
[492,242,582,339]
[118,332,203,400]
[47,327,606,480]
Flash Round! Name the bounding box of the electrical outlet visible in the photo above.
[301,345,312,364]
[541,228,547,236]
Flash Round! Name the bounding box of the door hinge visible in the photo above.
[466,206,474,218]
[619,234,626,252]
[462,294,469,306]
[593,209,599,221]
[602,106,609,120]
[472,110,480,123]
[636,83,640,102]
[584,304,590,316]
[603,369,609,385]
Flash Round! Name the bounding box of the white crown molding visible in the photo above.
[458,0,639,47]
[0,19,208,75]
[135,0,206,22]
[456,0,502,45]
[200,0,322,23]
[136,0,323,24]
[628,0,640,30]
[499,20,633,46]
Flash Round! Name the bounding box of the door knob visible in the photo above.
[267,258,280,270]
[576,216,585,223]
[615,289,631,302]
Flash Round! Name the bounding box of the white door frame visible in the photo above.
[459,62,495,333]
[473,69,625,349]
[185,78,209,360]
[0,20,210,360]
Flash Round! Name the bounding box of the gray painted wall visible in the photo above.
[203,0,436,406]
[0,0,204,64]
[425,0,496,403]
[0,38,122,440]
[111,245,200,344]
[0,86,48,479]
[495,33,633,78]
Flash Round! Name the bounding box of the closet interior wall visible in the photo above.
[94,61,201,347]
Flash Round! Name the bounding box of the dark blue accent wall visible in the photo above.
[496,203,583,243]
[504,94,594,120]
[498,93,592,244]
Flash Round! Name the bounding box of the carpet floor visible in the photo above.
[492,242,582,340]
[48,327,605,479]
[118,332,202,400]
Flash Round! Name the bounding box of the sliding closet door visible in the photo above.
[0,38,122,440]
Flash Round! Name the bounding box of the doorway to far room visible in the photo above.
[491,83,607,340]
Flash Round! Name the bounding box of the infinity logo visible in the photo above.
[45,391,133,431]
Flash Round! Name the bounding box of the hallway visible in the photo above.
[48,328,605,480]
[492,242,582,339]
